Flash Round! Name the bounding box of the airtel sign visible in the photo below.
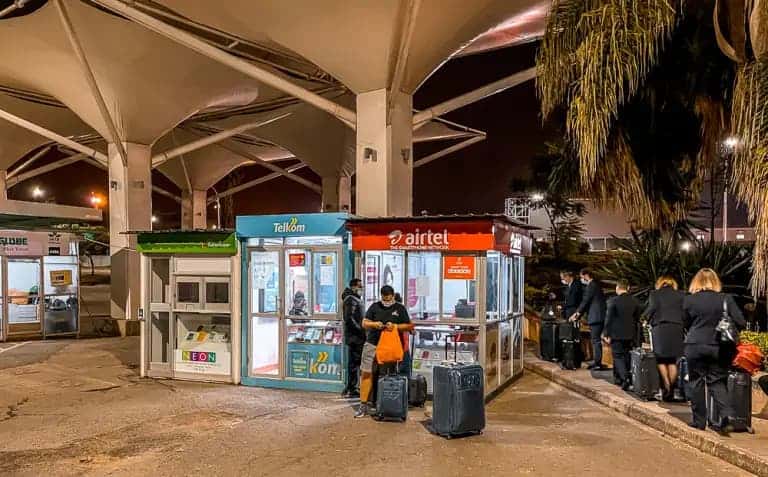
[388,228,450,250]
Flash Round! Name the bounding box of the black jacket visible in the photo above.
[604,293,641,340]
[342,288,365,345]
[682,291,746,346]
[577,280,607,325]
[644,286,685,327]
[563,280,583,319]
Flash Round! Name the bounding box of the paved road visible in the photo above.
[0,338,752,476]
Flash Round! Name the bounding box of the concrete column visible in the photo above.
[108,143,151,335]
[321,175,352,212]
[0,170,7,201]
[355,89,413,217]
[181,189,207,229]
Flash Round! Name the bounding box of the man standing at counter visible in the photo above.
[342,279,365,398]
[355,285,414,418]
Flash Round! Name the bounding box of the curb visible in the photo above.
[525,356,768,477]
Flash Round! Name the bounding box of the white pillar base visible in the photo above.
[108,142,151,323]
[355,89,413,217]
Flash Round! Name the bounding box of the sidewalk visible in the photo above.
[525,351,768,477]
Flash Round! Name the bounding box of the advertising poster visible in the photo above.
[285,343,342,381]
[443,256,476,280]
[485,325,499,391]
[174,350,232,376]
[289,253,306,267]
[50,270,73,287]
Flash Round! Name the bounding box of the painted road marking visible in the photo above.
[0,342,28,354]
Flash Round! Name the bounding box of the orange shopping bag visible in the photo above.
[376,328,404,364]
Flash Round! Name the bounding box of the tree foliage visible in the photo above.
[536,0,768,294]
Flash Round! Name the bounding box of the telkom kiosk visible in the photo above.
[346,215,533,398]
[136,230,241,384]
[237,213,351,392]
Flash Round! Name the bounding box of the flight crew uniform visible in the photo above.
[603,292,642,388]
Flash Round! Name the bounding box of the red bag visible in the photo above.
[732,342,764,375]
[376,328,404,364]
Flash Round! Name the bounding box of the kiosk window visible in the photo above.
[313,252,337,313]
[150,259,170,304]
[511,257,523,314]
[286,250,310,316]
[362,251,404,309]
[500,255,510,318]
[407,252,440,320]
[486,252,500,321]
[442,256,477,320]
[177,282,200,304]
[251,250,279,314]
[206,281,229,304]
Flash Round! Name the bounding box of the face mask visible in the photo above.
[353,287,362,296]
[381,299,395,307]
[561,279,568,285]
[581,278,589,285]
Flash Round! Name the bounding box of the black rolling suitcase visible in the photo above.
[540,320,559,362]
[630,348,659,400]
[432,363,485,438]
[559,321,581,370]
[709,370,754,433]
[375,373,408,422]
[409,374,428,407]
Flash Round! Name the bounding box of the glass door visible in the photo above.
[249,249,281,377]
[43,256,79,336]
[7,258,41,336]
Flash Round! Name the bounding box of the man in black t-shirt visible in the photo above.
[355,285,413,418]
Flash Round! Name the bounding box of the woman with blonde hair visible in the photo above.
[644,276,685,401]
[683,268,745,433]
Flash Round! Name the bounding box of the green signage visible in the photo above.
[136,232,237,255]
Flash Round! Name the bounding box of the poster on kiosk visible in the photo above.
[346,215,532,397]
[236,213,351,393]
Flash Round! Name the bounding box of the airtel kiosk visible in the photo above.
[346,214,534,398]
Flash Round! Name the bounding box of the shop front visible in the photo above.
[136,231,240,384]
[346,215,533,398]
[0,230,80,342]
[237,213,350,392]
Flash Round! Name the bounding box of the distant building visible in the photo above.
[504,197,754,251]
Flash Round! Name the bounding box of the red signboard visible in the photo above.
[349,221,495,251]
[348,219,533,256]
[288,253,306,267]
[443,256,476,280]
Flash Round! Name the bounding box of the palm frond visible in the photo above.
[538,0,678,181]
[731,60,768,295]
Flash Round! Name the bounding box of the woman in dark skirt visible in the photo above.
[644,276,685,401]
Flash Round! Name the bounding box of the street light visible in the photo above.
[723,136,739,150]
[89,192,105,208]
[531,192,545,202]
[680,241,692,252]
[151,215,158,224]
[721,136,739,243]
[31,186,44,199]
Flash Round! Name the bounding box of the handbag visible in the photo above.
[375,328,404,364]
[716,298,740,344]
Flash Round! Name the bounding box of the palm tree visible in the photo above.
[538,0,768,295]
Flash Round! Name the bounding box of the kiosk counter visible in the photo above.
[346,215,533,397]
[237,213,351,392]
